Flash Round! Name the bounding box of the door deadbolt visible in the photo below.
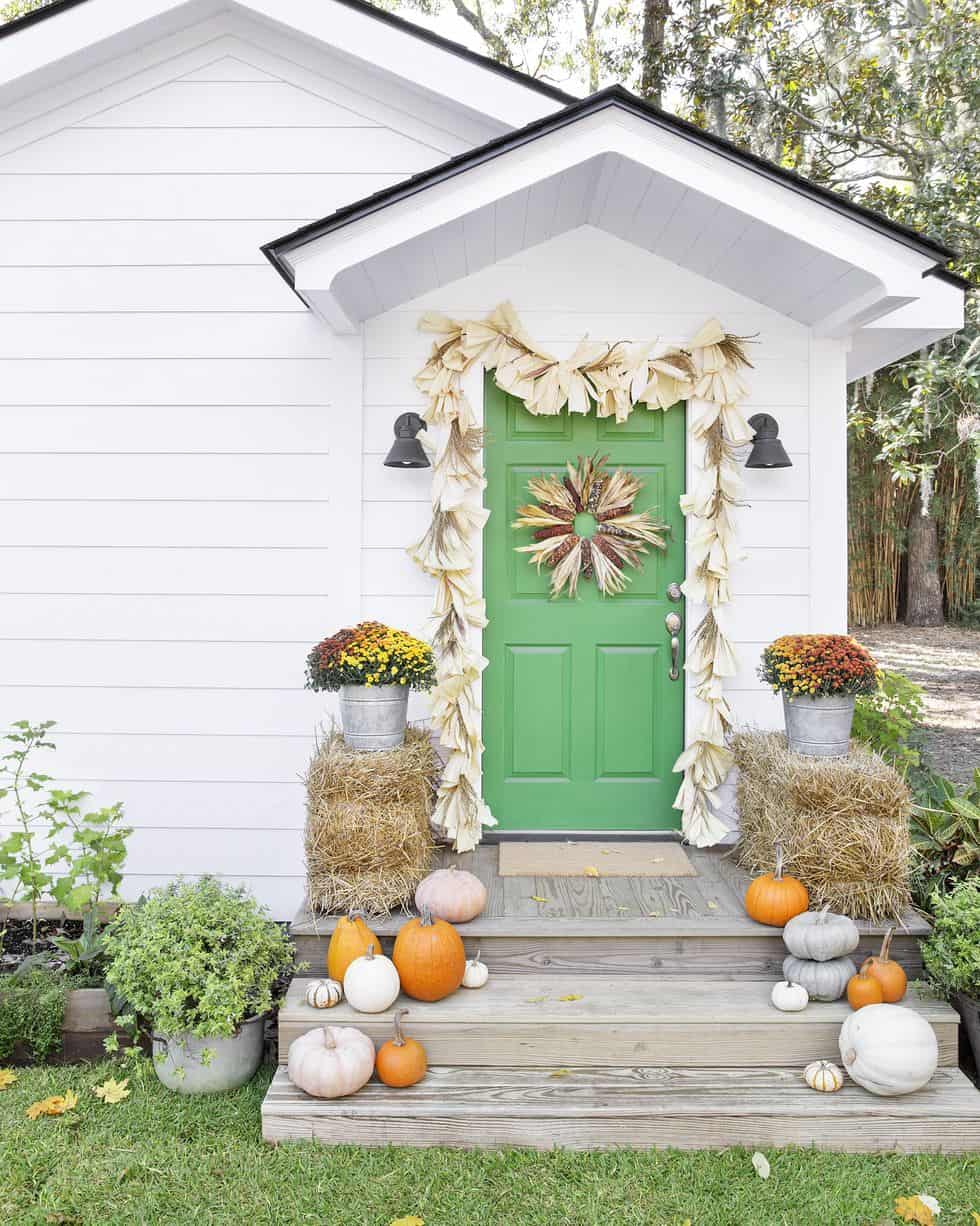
[666,582,682,602]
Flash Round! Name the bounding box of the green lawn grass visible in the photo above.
[1,1059,978,1226]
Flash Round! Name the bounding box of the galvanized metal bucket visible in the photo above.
[782,693,855,757]
[339,683,408,751]
[152,1013,265,1094]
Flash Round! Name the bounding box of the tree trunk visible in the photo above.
[639,0,671,106]
[905,507,945,626]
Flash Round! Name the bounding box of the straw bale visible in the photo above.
[732,731,912,922]
[304,727,437,916]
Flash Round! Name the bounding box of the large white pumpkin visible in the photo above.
[287,1025,375,1099]
[343,943,400,1014]
[838,1003,939,1097]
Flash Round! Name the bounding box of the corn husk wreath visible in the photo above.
[410,302,754,852]
[513,454,669,598]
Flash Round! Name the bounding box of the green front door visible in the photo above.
[482,377,686,832]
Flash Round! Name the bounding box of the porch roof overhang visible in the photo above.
[264,87,967,382]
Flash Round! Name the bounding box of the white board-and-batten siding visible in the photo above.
[0,21,847,917]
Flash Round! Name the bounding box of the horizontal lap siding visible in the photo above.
[361,230,813,756]
[0,41,457,917]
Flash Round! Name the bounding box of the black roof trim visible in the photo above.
[264,84,960,295]
[0,0,576,108]
[924,264,974,292]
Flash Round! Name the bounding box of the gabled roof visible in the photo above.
[265,84,958,287]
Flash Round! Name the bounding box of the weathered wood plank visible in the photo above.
[279,977,958,1068]
[261,1067,980,1151]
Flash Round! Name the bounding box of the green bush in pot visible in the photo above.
[921,879,980,1071]
[102,876,292,1094]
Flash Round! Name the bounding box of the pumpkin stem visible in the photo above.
[879,927,894,962]
[348,909,367,922]
[419,904,435,928]
[817,904,831,923]
[365,943,376,960]
[773,840,784,881]
[323,1031,336,1051]
[472,948,482,963]
[392,1008,408,1047]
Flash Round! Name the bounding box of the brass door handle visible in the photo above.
[665,613,682,681]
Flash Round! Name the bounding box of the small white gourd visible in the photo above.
[838,1003,938,1096]
[803,1059,844,1093]
[343,943,400,1014]
[783,905,860,962]
[771,980,809,1012]
[461,949,489,989]
[287,1025,375,1099]
[305,978,343,1009]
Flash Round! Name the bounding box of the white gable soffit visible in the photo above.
[282,102,965,368]
[0,0,569,127]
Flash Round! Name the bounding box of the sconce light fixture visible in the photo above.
[745,413,792,469]
[383,412,430,469]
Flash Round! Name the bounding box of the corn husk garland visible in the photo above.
[411,303,753,851]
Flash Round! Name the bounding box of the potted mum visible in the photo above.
[922,880,980,1072]
[759,634,878,757]
[305,620,436,751]
[102,877,292,1094]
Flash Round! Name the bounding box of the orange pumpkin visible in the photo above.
[744,841,809,927]
[860,927,907,1002]
[846,969,884,1010]
[392,905,465,1002]
[376,1008,427,1088]
[327,910,381,983]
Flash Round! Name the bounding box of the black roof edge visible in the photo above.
[264,84,961,297]
[924,264,974,292]
[0,0,576,109]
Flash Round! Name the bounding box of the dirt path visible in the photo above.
[854,624,980,787]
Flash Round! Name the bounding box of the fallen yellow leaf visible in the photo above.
[93,1077,130,1105]
[26,1090,78,1121]
[648,911,661,917]
[557,994,583,1002]
[529,895,549,903]
[525,995,547,1003]
[549,1069,571,1079]
[388,1217,424,1226]
[584,866,600,877]
[616,906,630,912]
[0,1069,17,1091]
[706,900,719,910]
[970,1212,979,1225]
[894,1195,936,1226]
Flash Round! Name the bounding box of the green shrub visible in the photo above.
[102,877,293,1039]
[909,768,980,906]
[922,879,980,1001]
[852,669,925,774]
[0,968,68,1061]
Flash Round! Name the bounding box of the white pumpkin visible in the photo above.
[343,942,400,1014]
[287,1025,375,1099]
[771,980,809,1012]
[461,949,489,989]
[803,1060,844,1093]
[305,978,343,1009]
[415,865,487,924]
[838,1003,938,1097]
[782,954,856,1002]
[782,906,860,962]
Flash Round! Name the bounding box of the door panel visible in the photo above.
[482,377,686,831]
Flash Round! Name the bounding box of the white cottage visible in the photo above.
[0,0,966,915]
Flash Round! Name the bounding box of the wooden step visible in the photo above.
[279,976,959,1069]
[261,1064,980,1152]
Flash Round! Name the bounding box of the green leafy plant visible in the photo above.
[921,879,980,1002]
[853,670,925,775]
[0,968,68,1062]
[102,877,293,1040]
[0,720,131,964]
[909,769,980,907]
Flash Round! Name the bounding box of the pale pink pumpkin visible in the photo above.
[287,1025,375,1099]
[414,865,487,923]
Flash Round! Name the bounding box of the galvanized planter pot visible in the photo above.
[782,693,855,757]
[152,1013,265,1094]
[339,683,409,752]
[954,992,980,1075]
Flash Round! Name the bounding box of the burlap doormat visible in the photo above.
[497,840,696,878]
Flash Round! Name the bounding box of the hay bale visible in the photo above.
[305,727,437,916]
[732,730,912,923]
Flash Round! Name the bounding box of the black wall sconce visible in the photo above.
[383,412,430,469]
[745,413,792,469]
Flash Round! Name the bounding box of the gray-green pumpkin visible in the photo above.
[782,906,860,962]
[782,954,856,1002]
